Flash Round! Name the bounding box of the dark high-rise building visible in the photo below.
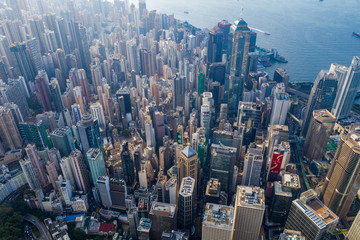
[27,38,44,72]
[229,18,251,105]
[109,178,127,210]
[43,14,64,51]
[18,118,52,149]
[35,71,52,111]
[49,78,65,112]
[139,0,147,20]
[76,113,101,153]
[116,88,132,115]
[10,42,36,83]
[249,31,257,52]
[121,142,135,185]
[303,110,335,161]
[217,20,231,51]
[0,105,22,150]
[140,49,156,77]
[149,202,177,240]
[173,75,185,108]
[273,68,289,90]
[69,22,91,73]
[302,70,337,137]
[321,125,360,219]
[50,127,75,157]
[208,63,226,85]
[197,72,205,95]
[207,25,224,64]
[210,144,237,192]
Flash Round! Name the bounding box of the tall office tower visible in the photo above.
[303,109,335,161]
[35,72,52,111]
[231,186,265,240]
[202,203,234,240]
[331,56,360,119]
[279,230,305,240]
[50,127,75,157]
[321,126,360,219]
[71,104,82,123]
[273,68,290,90]
[121,142,135,186]
[302,70,338,137]
[137,218,151,240]
[198,72,205,95]
[286,189,338,240]
[200,104,211,138]
[178,146,198,189]
[27,38,44,73]
[28,17,46,54]
[178,177,195,229]
[73,86,85,115]
[10,42,36,83]
[207,25,224,64]
[86,148,106,187]
[242,145,263,187]
[156,174,167,202]
[77,69,90,103]
[60,157,76,189]
[139,0,147,19]
[153,111,165,144]
[347,210,360,240]
[20,159,41,190]
[149,202,177,239]
[109,178,127,210]
[69,150,90,193]
[57,175,73,204]
[165,176,178,205]
[269,83,290,125]
[116,89,132,116]
[236,101,261,144]
[229,18,251,105]
[173,75,185,108]
[69,22,91,73]
[210,144,237,192]
[208,63,226,86]
[43,14,63,51]
[267,141,291,181]
[50,78,65,112]
[57,17,70,54]
[90,102,106,128]
[46,159,59,191]
[139,49,156,77]
[97,175,112,208]
[76,113,101,153]
[0,105,22,150]
[266,125,289,169]
[25,144,48,187]
[126,39,139,74]
[0,78,30,118]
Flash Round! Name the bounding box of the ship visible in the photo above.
[264,32,271,35]
[353,32,360,38]
[184,11,189,14]
[271,49,288,63]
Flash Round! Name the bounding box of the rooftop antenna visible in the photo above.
[240,7,244,18]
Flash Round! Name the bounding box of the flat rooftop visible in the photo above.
[137,218,151,232]
[149,202,176,218]
[180,177,195,197]
[203,203,233,230]
[313,109,336,123]
[206,178,221,197]
[282,173,300,189]
[165,176,177,189]
[237,186,265,210]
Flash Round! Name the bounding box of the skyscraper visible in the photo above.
[18,118,52,149]
[35,71,52,111]
[49,78,65,112]
[242,145,263,187]
[86,148,107,187]
[10,42,36,83]
[178,146,198,190]
[109,178,127,210]
[202,203,234,240]
[149,202,177,240]
[0,105,22,150]
[69,149,90,193]
[97,175,112,208]
[286,189,338,240]
[347,210,360,240]
[301,70,338,137]
[331,56,360,119]
[76,113,101,153]
[231,186,265,240]
[210,143,237,192]
[321,125,360,219]
[121,142,135,186]
[25,144,48,187]
[229,18,251,105]
[90,102,106,128]
[46,159,59,192]
[200,104,211,138]
[50,127,75,157]
[303,109,335,161]
[20,159,41,190]
[178,177,195,229]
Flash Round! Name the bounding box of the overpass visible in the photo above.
[24,214,52,240]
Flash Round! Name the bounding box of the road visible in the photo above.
[288,88,309,100]
[24,214,52,240]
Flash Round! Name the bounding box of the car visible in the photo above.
[31,219,35,222]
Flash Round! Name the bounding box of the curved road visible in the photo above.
[24,214,52,240]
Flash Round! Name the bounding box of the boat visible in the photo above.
[184,11,189,14]
[271,49,288,63]
[264,32,271,35]
[353,32,360,38]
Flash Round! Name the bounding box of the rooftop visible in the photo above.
[51,127,70,137]
[180,177,195,197]
[237,186,265,209]
[181,146,197,158]
[137,218,151,232]
[313,109,336,123]
[150,202,176,218]
[297,190,338,228]
[87,148,101,159]
[166,176,177,189]
[206,178,221,197]
[282,173,300,189]
[203,203,234,230]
